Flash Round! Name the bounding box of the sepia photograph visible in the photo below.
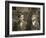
[12,7,40,31]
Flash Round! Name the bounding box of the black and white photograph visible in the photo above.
[12,7,40,31]
[5,1,45,37]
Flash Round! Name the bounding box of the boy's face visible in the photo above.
[32,15,38,26]
[19,15,24,21]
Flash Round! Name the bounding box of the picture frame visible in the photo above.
[5,1,45,37]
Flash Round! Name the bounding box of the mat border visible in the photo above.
[5,1,45,37]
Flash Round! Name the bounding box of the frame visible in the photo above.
[5,1,45,37]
